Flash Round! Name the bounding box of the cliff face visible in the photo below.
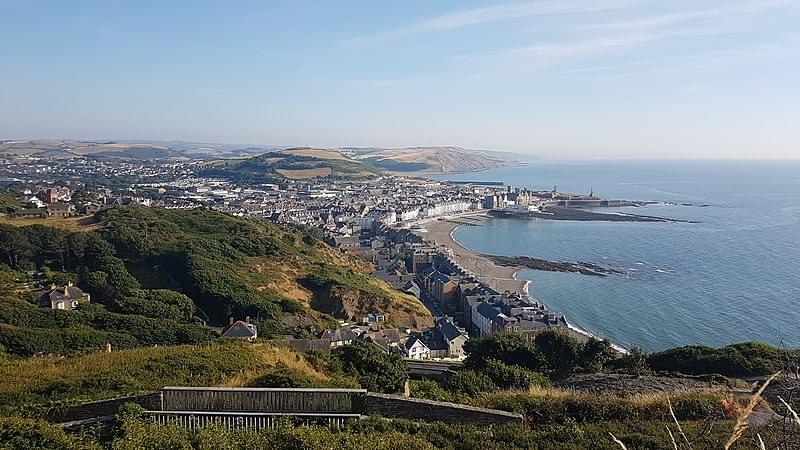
[309,282,432,330]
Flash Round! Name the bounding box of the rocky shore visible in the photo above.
[485,255,624,277]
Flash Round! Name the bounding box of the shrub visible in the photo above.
[647,342,793,377]
[475,388,726,424]
[0,417,99,450]
[333,340,407,393]
[484,358,550,390]
[446,370,499,397]
[463,333,541,371]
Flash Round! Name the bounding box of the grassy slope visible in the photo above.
[241,249,432,330]
[0,215,98,232]
[95,206,431,330]
[0,341,330,414]
[204,148,381,180]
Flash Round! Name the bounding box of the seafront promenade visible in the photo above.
[418,213,526,294]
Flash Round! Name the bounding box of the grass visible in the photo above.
[0,341,328,415]
[473,386,731,424]
[280,148,350,160]
[275,167,333,178]
[0,215,98,232]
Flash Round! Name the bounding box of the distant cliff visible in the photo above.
[343,146,522,174]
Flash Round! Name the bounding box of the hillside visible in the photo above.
[200,148,382,180]
[0,207,429,347]
[345,146,521,174]
[0,140,179,160]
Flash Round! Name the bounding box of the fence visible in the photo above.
[160,387,366,414]
[150,411,361,430]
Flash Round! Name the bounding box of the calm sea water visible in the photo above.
[437,160,800,351]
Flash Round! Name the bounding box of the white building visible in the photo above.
[422,201,472,218]
[404,335,431,360]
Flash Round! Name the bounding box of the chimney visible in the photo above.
[229,317,234,326]
[67,281,73,287]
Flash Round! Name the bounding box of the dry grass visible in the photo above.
[724,371,781,450]
[609,432,629,449]
[0,215,98,231]
[275,167,333,179]
[0,346,185,394]
[778,396,800,426]
[668,398,691,448]
[219,343,328,387]
[0,342,325,395]
[244,256,314,304]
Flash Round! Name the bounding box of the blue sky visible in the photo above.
[1,0,798,158]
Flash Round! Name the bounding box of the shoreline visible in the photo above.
[416,212,627,352]
[417,212,526,294]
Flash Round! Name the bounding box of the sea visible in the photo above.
[434,160,800,351]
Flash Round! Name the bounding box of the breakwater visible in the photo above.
[490,207,696,223]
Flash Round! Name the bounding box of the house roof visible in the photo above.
[366,328,400,344]
[320,328,357,342]
[437,319,465,342]
[222,321,257,338]
[46,285,86,302]
[476,302,501,321]
[404,335,429,351]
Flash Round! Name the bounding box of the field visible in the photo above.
[281,148,349,160]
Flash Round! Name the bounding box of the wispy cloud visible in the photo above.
[582,0,800,32]
[415,0,635,32]
[340,0,637,47]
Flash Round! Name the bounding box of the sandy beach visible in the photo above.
[416,213,526,294]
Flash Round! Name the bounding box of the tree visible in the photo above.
[616,346,650,375]
[578,338,616,373]
[0,226,33,269]
[533,330,581,378]
[463,333,543,371]
[333,340,408,393]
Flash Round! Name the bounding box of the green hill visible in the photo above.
[200,148,382,181]
[0,206,430,356]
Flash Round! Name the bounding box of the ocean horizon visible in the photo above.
[436,160,800,351]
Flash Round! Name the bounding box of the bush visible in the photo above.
[0,298,214,356]
[251,363,316,388]
[484,358,550,390]
[0,417,99,450]
[463,333,541,371]
[647,342,793,377]
[333,340,407,393]
[475,389,726,424]
[446,370,499,397]
[111,289,196,323]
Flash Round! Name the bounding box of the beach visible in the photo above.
[416,213,526,294]
[417,212,624,351]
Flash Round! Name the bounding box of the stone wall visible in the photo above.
[365,393,523,426]
[45,392,162,423]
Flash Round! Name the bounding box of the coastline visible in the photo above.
[417,213,526,294]
[417,213,628,352]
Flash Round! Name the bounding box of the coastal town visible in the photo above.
[1,151,618,360]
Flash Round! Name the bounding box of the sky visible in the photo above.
[1,0,799,159]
